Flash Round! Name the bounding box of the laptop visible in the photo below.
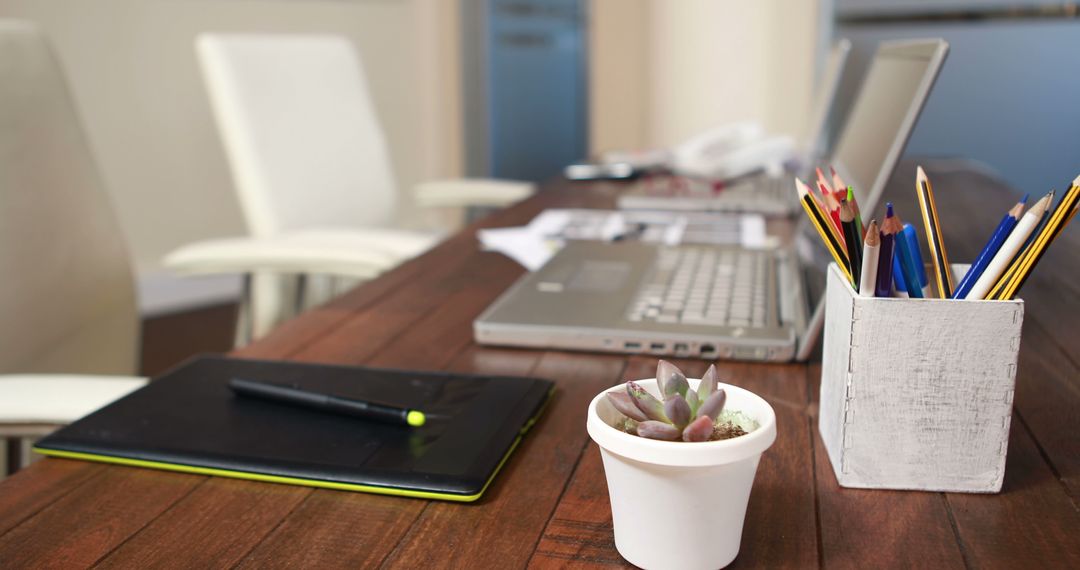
[616,39,852,216]
[475,39,949,361]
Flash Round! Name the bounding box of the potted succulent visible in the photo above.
[586,360,776,570]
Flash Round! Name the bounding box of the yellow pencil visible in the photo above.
[984,190,1055,300]
[915,166,953,298]
[996,183,1076,298]
[797,178,845,249]
[996,180,1080,299]
[796,179,853,284]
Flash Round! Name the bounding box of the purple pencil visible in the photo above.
[875,203,898,297]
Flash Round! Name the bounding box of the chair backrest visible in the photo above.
[0,21,138,375]
[197,33,400,238]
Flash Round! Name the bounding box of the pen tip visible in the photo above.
[1020,192,1029,204]
[886,202,894,217]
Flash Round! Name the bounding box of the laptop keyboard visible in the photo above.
[626,247,775,328]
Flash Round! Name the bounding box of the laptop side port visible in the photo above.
[649,342,666,352]
[699,344,717,357]
[624,341,642,351]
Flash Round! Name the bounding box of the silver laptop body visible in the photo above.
[476,39,950,361]
[616,39,852,216]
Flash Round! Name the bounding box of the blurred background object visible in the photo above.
[0,0,1072,369]
[831,0,1080,195]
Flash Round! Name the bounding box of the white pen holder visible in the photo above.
[819,263,1023,493]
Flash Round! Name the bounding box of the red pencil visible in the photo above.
[820,182,844,247]
[816,168,834,196]
[830,166,848,196]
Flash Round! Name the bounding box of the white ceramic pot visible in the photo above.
[587,378,777,570]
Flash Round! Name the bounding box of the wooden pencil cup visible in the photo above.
[818,263,1023,493]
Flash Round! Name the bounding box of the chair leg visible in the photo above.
[18,437,39,470]
[1,438,8,478]
[294,273,308,316]
[233,273,254,347]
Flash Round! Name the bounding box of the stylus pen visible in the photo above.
[228,378,426,427]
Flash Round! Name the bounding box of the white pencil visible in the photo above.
[859,220,880,296]
[965,192,1052,299]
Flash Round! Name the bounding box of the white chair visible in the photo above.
[0,21,147,475]
[166,34,534,341]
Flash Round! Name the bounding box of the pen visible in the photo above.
[902,223,930,296]
[229,377,427,427]
[894,223,925,298]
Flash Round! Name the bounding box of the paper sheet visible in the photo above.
[477,209,768,271]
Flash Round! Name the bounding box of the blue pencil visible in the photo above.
[876,203,900,297]
[894,224,925,298]
[951,195,1027,299]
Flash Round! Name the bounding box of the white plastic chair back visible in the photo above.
[0,21,138,375]
[196,33,399,238]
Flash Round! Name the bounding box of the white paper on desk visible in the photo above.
[477,209,769,271]
[476,226,559,271]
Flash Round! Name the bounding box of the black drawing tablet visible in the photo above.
[35,355,554,502]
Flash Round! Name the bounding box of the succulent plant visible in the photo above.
[606,360,727,442]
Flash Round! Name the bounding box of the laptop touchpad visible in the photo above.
[566,261,631,292]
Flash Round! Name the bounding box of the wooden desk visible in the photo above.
[1,160,1077,568]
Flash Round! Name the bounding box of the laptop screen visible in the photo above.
[830,39,950,215]
[796,39,949,357]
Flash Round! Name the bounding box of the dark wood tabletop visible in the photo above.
[0,159,1077,569]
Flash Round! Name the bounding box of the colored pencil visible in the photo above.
[817,167,834,196]
[992,190,1052,295]
[1017,189,1054,259]
[840,199,862,287]
[950,195,1026,299]
[796,180,853,284]
[967,192,1053,299]
[859,220,880,296]
[915,166,953,298]
[876,203,899,297]
[995,180,1080,299]
[830,166,847,197]
[894,222,924,298]
[820,182,844,245]
[1003,202,1078,299]
[797,178,845,248]
[846,186,864,238]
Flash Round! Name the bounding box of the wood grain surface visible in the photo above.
[0,160,1077,569]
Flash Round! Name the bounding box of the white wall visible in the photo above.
[590,0,822,152]
[836,17,1080,196]
[0,0,461,312]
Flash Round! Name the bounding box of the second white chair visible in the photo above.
[167,33,534,341]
